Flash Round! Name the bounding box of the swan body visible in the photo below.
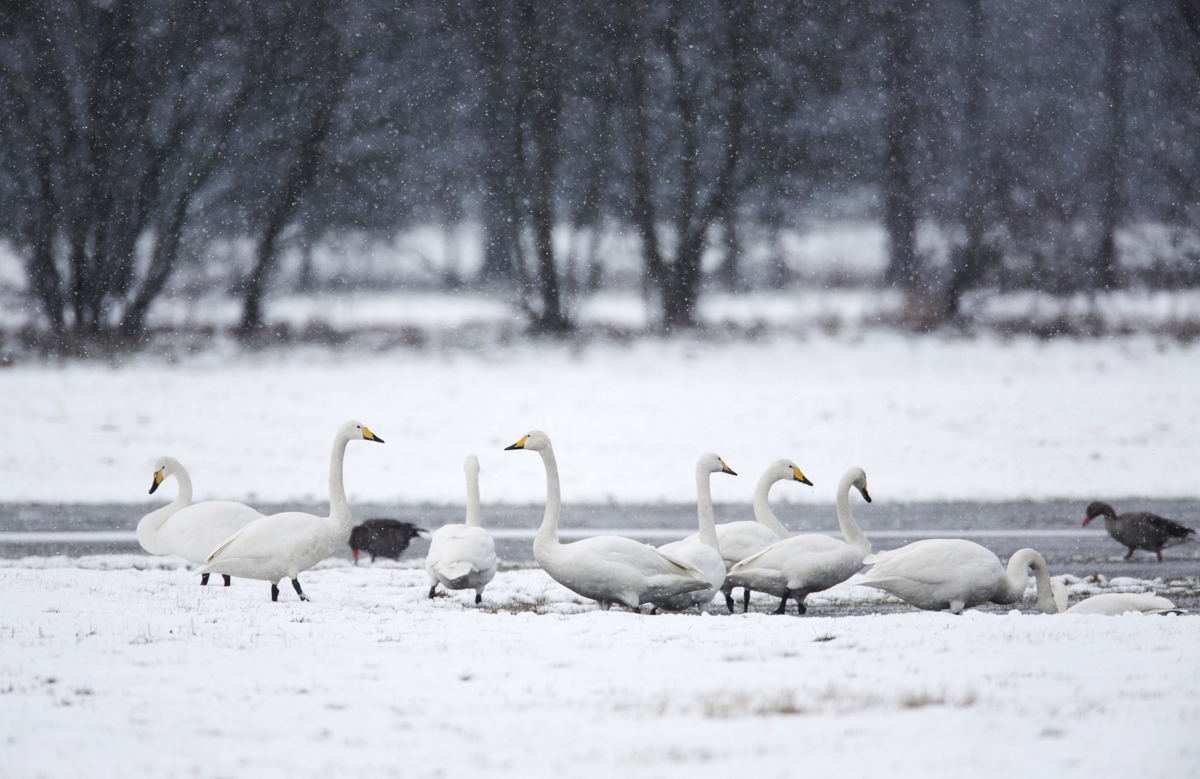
[138,457,264,585]
[426,455,498,605]
[651,453,736,612]
[1050,582,1183,615]
[506,431,710,610]
[725,467,872,615]
[859,540,1058,614]
[198,421,384,601]
[682,459,811,612]
[1083,501,1195,561]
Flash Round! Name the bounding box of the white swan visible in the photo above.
[137,456,264,586]
[858,540,1058,614]
[425,455,498,605]
[505,431,710,611]
[1050,582,1183,615]
[682,458,811,613]
[198,421,384,602]
[725,467,872,615]
[650,453,736,612]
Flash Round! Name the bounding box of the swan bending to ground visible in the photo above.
[425,455,498,605]
[725,467,871,615]
[506,431,709,611]
[651,453,736,612]
[138,456,264,586]
[1050,582,1183,615]
[859,539,1058,614]
[198,421,384,602]
[683,459,811,613]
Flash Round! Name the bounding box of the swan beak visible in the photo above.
[720,460,737,476]
[361,426,385,444]
[792,466,813,486]
[505,435,528,451]
[149,469,164,495]
[860,486,873,503]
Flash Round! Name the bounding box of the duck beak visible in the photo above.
[1082,516,1093,527]
[792,466,813,486]
[361,426,385,444]
[860,486,872,503]
[720,460,737,476]
[505,435,529,451]
[149,469,163,495]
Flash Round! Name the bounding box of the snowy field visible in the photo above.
[1,556,1196,779]
[0,331,1198,506]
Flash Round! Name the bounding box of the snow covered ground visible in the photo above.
[1,556,1196,779]
[0,331,1198,506]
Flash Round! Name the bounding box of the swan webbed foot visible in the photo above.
[271,583,280,602]
[428,585,437,599]
[724,592,737,613]
[774,589,791,615]
[949,599,965,614]
[200,573,210,586]
[743,588,752,613]
[475,592,482,605]
[223,575,231,587]
[292,578,310,602]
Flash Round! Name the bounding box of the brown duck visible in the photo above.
[1083,502,1195,561]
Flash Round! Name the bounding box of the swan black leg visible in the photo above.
[774,588,791,615]
[795,599,807,615]
[743,588,752,613]
[428,585,437,599]
[724,591,736,614]
[223,574,231,587]
[475,592,482,604]
[200,573,210,586]
[271,583,280,602]
[292,578,310,602]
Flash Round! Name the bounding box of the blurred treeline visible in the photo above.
[1,0,1199,345]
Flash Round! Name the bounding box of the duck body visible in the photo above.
[351,519,426,563]
[859,540,1058,614]
[507,431,709,611]
[725,467,871,615]
[199,421,384,601]
[1083,502,1195,561]
[426,456,497,604]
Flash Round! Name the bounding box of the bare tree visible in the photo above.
[881,0,921,291]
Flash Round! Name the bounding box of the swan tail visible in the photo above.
[202,525,252,566]
[434,561,476,581]
[655,549,704,577]
[862,553,880,564]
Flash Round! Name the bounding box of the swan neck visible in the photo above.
[695,466,719,551]
[836,471,871,554]
[752,472,790,539]
[534,445,561,549]
[328,431,353,532]
[465,469,481,527]
[137,470,189,547]
[173,465,193,505]
[1007,548,1055,612]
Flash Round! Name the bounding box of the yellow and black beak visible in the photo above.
[792,466,813,486]
[860,485,872,503]
[719,459,737,476]
[149,469,164,495]
[504,435,529,451]
[361,426,385,444]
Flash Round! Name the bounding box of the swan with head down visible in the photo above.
[198,420,384,602]
[859,539,1058,614]
[1049,582,1183,615]
[505,431,710,611]
[425,455,498,605]
[725,467,872,615]
[137,456,265,586]
[650,452,736,613]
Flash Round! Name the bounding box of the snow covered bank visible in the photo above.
[1,333,1197,507]
[0,558,1195,778]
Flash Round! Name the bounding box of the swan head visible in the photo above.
[149,456,178,495]
[845,467,871,503]
[1051,580,1068,613]
[464,454,480,476]
[697,452,736,477]
[771,458,812,486]
[1083,501,1115,526]
[341,420,385,444]
[505,430,552,453]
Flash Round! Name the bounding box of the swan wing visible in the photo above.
[427,525,497,576]
[1064,593,1178,615]
[203,512,327,565]
[573,536,703,577]
[160,501,265,563]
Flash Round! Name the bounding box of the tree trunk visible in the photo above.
[881,1,920,291]
[1094,0,1124,291]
